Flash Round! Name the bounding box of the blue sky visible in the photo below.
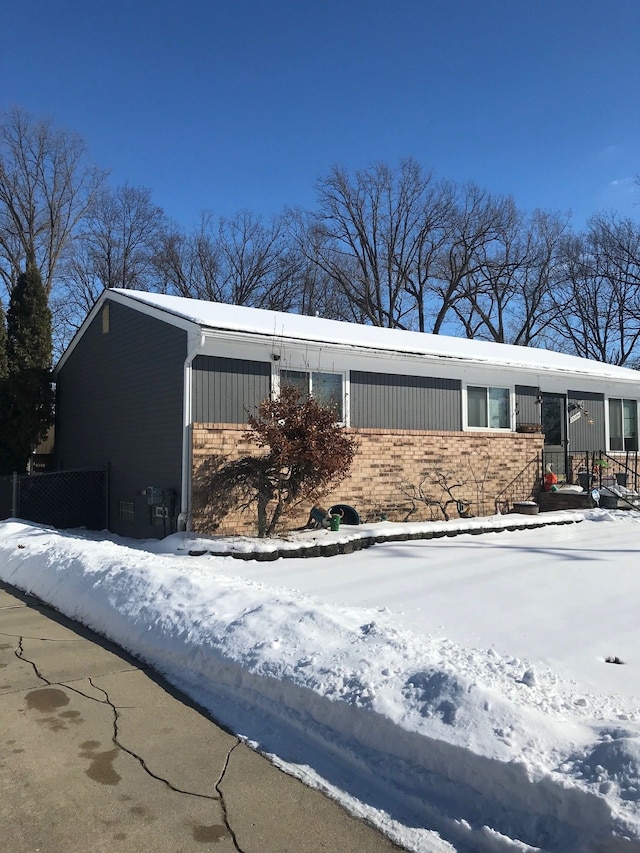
[3,0,639,230]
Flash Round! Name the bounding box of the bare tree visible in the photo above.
[398,468,472,521]
[217,210,299,309]
[285,210,368,322]
[312,159,440,328]
[429,184,515,335]
[154,210,300,311]
[79,184,165,290]
[0,106,105,297]
[513,210,572,348]
[55,184,166,349]
[51,236,104,354]
[153,213,222,300]
[551,214,640,365]
[398,178,456,332]
[291,256,352,320]
[449,207,569,345]
[299,164,569,343]
[551,233,621,362]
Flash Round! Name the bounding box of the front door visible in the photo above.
[541,393,567,477]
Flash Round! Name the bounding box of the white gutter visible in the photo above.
[178,330,206,531]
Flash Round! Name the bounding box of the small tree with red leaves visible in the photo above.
[200,385,357,537]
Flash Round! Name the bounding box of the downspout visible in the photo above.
[178,331,206,532]
[564,394,570,483]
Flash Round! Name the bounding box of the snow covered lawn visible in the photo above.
[1,510,640,852]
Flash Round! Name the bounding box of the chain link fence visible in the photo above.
[0,469,107,531]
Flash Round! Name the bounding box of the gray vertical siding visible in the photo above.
[192,356,271,423]
[350,371,461,430]
[515,385,541,425]
[55,300,187,538]
[567,390,605,452]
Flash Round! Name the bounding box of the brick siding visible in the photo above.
[191,423,544,536]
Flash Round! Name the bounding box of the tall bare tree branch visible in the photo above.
[0,106,105,296]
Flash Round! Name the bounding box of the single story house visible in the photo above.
[53,289,640,538]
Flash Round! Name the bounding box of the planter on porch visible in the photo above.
[516,423,543,434]
[577,471,592,490]
[512,501,539,515]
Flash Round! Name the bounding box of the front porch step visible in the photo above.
[537,491,594,511]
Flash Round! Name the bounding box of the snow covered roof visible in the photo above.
[108,289,640,384]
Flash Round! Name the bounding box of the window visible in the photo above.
[280,369,344,421]
[119,500,135,521]
[609,399,638,451]
[467,386,510,429]
[280,369,308,401]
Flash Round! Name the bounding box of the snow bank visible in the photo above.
[1,519,640,852]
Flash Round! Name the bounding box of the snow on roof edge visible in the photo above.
[108,289,640,383]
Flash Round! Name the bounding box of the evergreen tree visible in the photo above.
[0,263,54,473]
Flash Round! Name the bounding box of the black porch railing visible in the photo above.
[542,449,640,492]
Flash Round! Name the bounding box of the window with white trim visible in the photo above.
[466,385,511,429]
[280,369,344,421]
[609,398,638,451]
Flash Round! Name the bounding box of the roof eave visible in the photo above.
[198,326,640,385]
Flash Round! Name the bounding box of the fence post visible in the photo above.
[104,464,110,530]
[11,471,19,518]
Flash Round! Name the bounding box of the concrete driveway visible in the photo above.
[0,580,404,853]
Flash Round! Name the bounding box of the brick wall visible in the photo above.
[191,423,544,536]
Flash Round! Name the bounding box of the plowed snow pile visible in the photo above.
[2,510,640,852]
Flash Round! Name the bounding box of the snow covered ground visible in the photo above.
[2,510,640,852]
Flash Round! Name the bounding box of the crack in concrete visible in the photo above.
[1,629,80,641]
[16,636,48,682]
[87,676,223,801]
[214,741,243,852]
[12,640,245,852]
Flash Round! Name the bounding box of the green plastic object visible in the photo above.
[330,514,341,531]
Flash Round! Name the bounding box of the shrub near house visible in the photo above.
[196,386,357,537]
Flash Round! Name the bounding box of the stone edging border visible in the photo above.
[190,516,583,562]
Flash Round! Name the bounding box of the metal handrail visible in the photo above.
[591,450,639,492]
[494,454,540,514]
